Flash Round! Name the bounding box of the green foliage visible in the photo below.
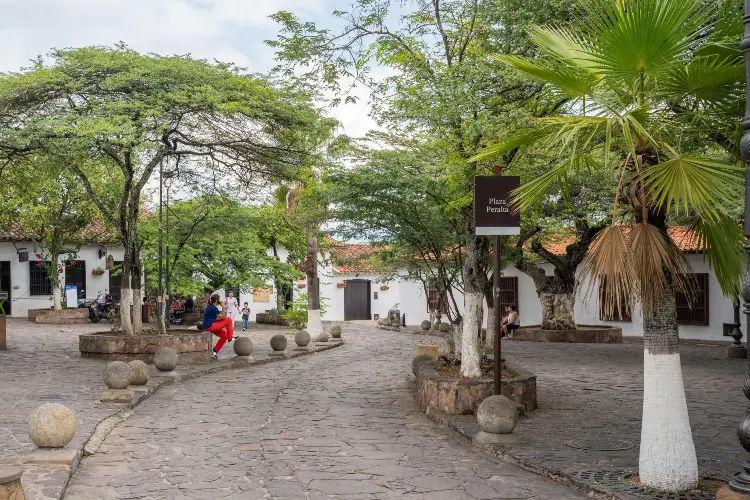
[282,293,328,330]
[140,194,302,297]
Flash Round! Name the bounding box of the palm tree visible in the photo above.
[471,0,745,491]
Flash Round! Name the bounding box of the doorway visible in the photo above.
[65,260,86,300]
[344,279,371,320]
[0,261,10,315]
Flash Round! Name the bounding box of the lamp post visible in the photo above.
[728,1,750,493]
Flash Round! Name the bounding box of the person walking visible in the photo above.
[224,290,239,326]
[241,302,250,331]
[203,294,237,359]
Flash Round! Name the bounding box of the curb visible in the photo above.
[404,373,621,500]
[58,341,345,499]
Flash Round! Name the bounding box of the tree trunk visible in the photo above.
[460,231,486,378]
[306,233,323,338]
[131,246,142,333]
[638,288,698,491]
[485,307,495,347]
[119,254,134,335]
[52,283,63,311]
[540,292,576,330]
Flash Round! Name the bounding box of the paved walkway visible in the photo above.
[65,325,587,500]
[0,318,327,500]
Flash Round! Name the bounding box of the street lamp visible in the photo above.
[728,1,750,493]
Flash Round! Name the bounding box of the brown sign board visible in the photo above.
[474,176,521,235]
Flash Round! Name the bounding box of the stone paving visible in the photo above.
[0,317,326,500]
[65,324,587,500]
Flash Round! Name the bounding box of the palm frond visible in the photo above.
[641,155,744,217]
[629,223,694,316]
[579,225,638,320]
[467,129,549,163]
[510,161,571,213]
[577,0,708,83]
[687,215,745,297]
[661,55,743,109]
[494,54,599,99]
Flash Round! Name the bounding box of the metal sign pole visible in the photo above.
[493,235,502,396]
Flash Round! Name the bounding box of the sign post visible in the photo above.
[474,176,521,396]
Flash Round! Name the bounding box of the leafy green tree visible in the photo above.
[0,155,102,310]
[470,0,744,490]
[140,195,300,307]
[269,0,577,377]
[0,45,322,335]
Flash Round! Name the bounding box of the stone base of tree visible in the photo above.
[79,330,212,363]
[414,359,537,415]
[506,325,622,344]
[255,313,288,326]
[177,312,201,326]
[31,308,89,325]
[716,487,750,500]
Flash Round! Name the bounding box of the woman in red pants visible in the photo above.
[203,294,237,359]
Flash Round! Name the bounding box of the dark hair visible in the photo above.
[210,294,220,305]
[510,305,517,311]
[243,302,248,306]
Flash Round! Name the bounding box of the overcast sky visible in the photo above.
[0,0,377,138]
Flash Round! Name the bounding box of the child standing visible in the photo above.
[241,302,250,331]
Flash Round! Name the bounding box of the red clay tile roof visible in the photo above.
[0,220,115,244]
[540,226,700,256]
[329,243,382,273]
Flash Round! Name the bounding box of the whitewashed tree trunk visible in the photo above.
[453,319,462,359]
[460,292,483,378]
[52,283,63,311]
[307,309,324,338]
[485,306,495,347]
[132,285,142,332]
[639,289,698,492]
[120,287,133,335]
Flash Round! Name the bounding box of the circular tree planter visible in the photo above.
[506,324,622,344]
[79,329,212,363]
[29,308,89,325]
[414,359,537,416]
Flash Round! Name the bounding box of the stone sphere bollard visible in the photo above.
[390,320,401,328]
[477,395,519,435]
[128,360,150,386]
[234,337,253,356]
[28,403,76,448]
[295,330,311,347]
[330,325,342,338]
[270,334,287,351]
[439,322,451,333]
[316,332,329,342]
[412,354,435,376]
[103,361,133,389]
[420,320,431,331]
[154,347,178,372]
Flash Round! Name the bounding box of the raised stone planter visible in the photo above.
[179,312,201,326]
[30,308,89,325]
[255,313,289,326]
[414,359,537,416]
[79,330,211,363]
[506,324,622,343]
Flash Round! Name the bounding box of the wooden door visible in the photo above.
[0,261,10,315]
[344,279,371,320]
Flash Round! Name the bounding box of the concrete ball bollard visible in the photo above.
[477,395,519,435]
[234,337,253,356]
[270,334,287,351]
[28,403,76,448]
[316,332,329,343]
[295,330,311,347]
[439,322,451,333]
[128,360,150,386]
[420,320,431,331]
[330,325,342,338]
[103,361,133,389]
[154,347,178,372]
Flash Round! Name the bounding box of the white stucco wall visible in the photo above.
[0,242,125,317]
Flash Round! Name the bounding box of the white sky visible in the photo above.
[0,0,378,138]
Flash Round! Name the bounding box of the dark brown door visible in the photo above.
[65,260,86,299]
[344,279,371,320]
[0,261,10,315]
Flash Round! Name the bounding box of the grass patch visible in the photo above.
[624,475,726,495]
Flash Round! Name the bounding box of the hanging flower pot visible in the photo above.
[379,285,389,291]
[337,282,347,289]
[92,267,105,276]
[297,283,306,289]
